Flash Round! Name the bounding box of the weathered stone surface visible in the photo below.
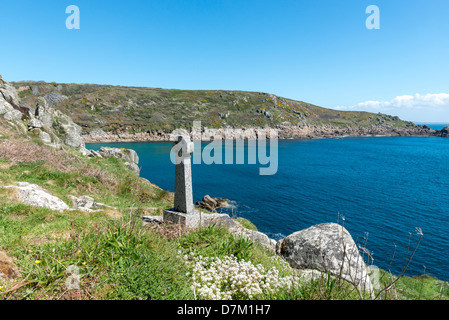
[52,110,85,149]
[28,118,43,129]
[276,223,373,294]
[44,92,66,106]
[196,195,230,212]
[0,76,21,110]
[87,128,109,139]
[0,77,24,121]
[69,195,96,212]
[97,146,140,175]
[35,97,54,127]
[33,96,86,149]
[437,126,449,137]
[39,130,52,144]
[3,182,70,212]
[3,109,22,121]
[172,135,194,214]
[163,209,201,228]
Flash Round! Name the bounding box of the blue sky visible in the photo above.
[1,0,448,122]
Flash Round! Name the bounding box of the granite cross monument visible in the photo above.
[163,134,200,227]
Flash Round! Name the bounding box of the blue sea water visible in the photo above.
[87,129,449,281]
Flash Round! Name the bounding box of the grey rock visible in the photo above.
[97,147,140,175]
[89,149,103,158]
[33,97,85,149]
[69,195,96,212]
[3,109,22,121]
[39,130,52,144]
[44,92,66,106]
[277,223,373,295]
[0,99,14,115]
[88,128,108,138]
[78,146,93,157]
[52,110,85,149]
[34,97,54,127]
[28,118,44,129]
[3,182,70,212]
[0,78,20,107]
[173,135,194,214]
[438,126,449,137]
[196,195,230,212]
[125,161,140,174]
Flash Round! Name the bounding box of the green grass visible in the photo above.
[0,127,447,300]
[2,203,449,300]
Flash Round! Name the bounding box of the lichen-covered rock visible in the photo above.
[69,195,96,212]
[3,182,70,212]
[44,92,66,106]
[28,118,44,129]
[276,223,373,295]
[52,109,85,149]
[97,146,140,175]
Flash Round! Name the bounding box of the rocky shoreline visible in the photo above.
[82,122,445,143]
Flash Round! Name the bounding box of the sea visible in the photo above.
[87,123,449,281]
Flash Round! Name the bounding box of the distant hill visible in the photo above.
[11,81,434,140]
[11,81,435,142]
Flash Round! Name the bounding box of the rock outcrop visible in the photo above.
[436,126,449,137]
[34,96,86,150]
[3,182,70,212]
[196,195,230,212]
[0,75,25,122]
[1,75,86,152]
[83,121,438,143]
[276,223,373,295]
[96,146,140,175]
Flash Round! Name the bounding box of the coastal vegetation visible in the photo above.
[12,81,418,136]
[1,76,447,300]
[0,119,448,300]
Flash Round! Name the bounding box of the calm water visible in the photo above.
[87,128,449,280]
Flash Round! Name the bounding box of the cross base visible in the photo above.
[163,208,203,228]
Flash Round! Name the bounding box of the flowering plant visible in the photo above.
[183,253,300,300]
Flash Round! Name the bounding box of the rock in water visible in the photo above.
[196,194,230,212]
[277,223,373,295]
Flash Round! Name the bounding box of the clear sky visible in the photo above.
[1,0,448,122]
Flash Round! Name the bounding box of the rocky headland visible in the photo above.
[82,122,439,143]
[10,80,446,144]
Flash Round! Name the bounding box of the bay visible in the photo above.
[87,132,449,281]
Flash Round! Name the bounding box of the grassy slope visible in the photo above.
[12,81,412,134]
[0,101,446,300]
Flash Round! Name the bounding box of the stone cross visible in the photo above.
[173,135,194,214]
[163,134,200,227]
